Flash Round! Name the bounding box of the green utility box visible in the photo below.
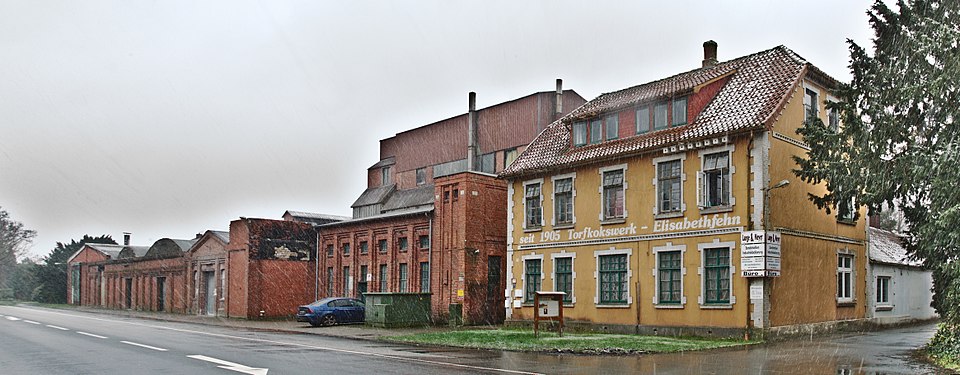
[448,303,463,326]
[363,292,431,328]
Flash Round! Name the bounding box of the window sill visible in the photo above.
[655,304,684,309]
[875,305,893,311]
[837,218,857,226]
[836,301,855,307]
[699,304,733,310]
[523,227,542,233]
[699,206,733,215]
[655,212,683,220]
[600,218,626,225]
[596,304,630,308]
[553,224,575,230]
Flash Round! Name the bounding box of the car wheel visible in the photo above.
[321,314,337,326]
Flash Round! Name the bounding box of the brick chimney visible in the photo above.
[702,40,718,68]
[466,92,478,171]
[123,232,131,246]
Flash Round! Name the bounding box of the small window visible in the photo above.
[589,119,603,144]
[876,276,890,304]
[658,251,682,304]
[573,122,587,146]
[672,97,687,126]
[828,107,840,132]
[398,263,408,292]
[804,88,819,120]
[704,248,730,304]
[602,169,625,220]
[326,245,334,258]
[480,153,495,174]
[359,241,368,254]
[599,254,628,304]
[837,254,854,302]
[326,267,334,296]
[398,237,408,252]
[555,257,573,303]
[657,160,683,213]
[378,239,387,254]
[416,168,426,185]
[636,107,650,134]
[524,259,542,303]
[524,183,542,229]
[420,262,430,293]
[504,148,519,168]
[605,115,619,140]
[379,264,388,292]
[553,178,574,226]
[654,103,669,130]
[838,198,857,222]
[419,235,430,250]
[342,243,350,256]
[381,166,391,185]
[700,152,731,208]
[343,266,351,297]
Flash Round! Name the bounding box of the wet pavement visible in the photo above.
[56,305,949,374]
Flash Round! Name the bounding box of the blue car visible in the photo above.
[297,297,365,327]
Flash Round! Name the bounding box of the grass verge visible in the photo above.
[386,328,756,354]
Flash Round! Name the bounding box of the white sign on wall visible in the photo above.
[740,230,782,278]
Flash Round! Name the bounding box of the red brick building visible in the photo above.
[318,83,586,324]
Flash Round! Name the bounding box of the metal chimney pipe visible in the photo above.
[467,92,478,172]
[555,79,563,119]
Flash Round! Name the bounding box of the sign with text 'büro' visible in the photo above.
[740,230,781,277]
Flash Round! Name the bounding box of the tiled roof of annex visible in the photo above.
[501,45,828,179]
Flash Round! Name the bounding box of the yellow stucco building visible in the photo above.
[500,42,866,337]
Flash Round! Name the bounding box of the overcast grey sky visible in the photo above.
[1,0,874,259]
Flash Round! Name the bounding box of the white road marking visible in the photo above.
[23,320,41,324]
[46,325,69,330]
[4,306,542,375]
[121,341,168,351]
[5,316,20,321]
[188,355,269,375]
[77,331,108,339]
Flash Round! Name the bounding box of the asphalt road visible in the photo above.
[0,305,947,374]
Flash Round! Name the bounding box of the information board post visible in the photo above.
[533,291,565,338]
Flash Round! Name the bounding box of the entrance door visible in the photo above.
[156,277,166,312]
[203,271,216,316]
[357,282,367,303]
[484,256,505,324]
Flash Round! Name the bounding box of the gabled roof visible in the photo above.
[66,243,124,263]
[501,45,828,179]
[210,230,230,244]
[382,185,435,212]
[869,227,924,268]
[282,211,350,225]
[351,184,396,208]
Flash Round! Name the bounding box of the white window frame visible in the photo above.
[598,164,628,222]
[826,94,840,132]
[697,239,737,307]
[550,173,577,227]
[802,82,821,121]
[876,275,892,306]
[837,250,855,304]
[522,178,544,230]
[550,251,577,305]
[697,145,736,210]
[652,154,687,216]
[593,247,633,306]
[652,243,687,307]
[521,253,545,305]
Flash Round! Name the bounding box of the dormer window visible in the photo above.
[654,103,669,130]
[381,166,391,185]
[589,119,603,144]
[573,122,587,146]
[605,115,619,140]
[672,97,688,126]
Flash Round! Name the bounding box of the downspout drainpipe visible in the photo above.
[315,226,320,302]
[745,131,755,341]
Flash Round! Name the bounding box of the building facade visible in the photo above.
[866,226,937,324]
[500,42,867,336]
[317,83,586,324]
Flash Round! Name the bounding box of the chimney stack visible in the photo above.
[555,79,563,119]
[702,40,718,68]
[123,232,131,246]
[466,92,478,172]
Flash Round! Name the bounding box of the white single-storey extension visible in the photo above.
[867,227,937,324]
